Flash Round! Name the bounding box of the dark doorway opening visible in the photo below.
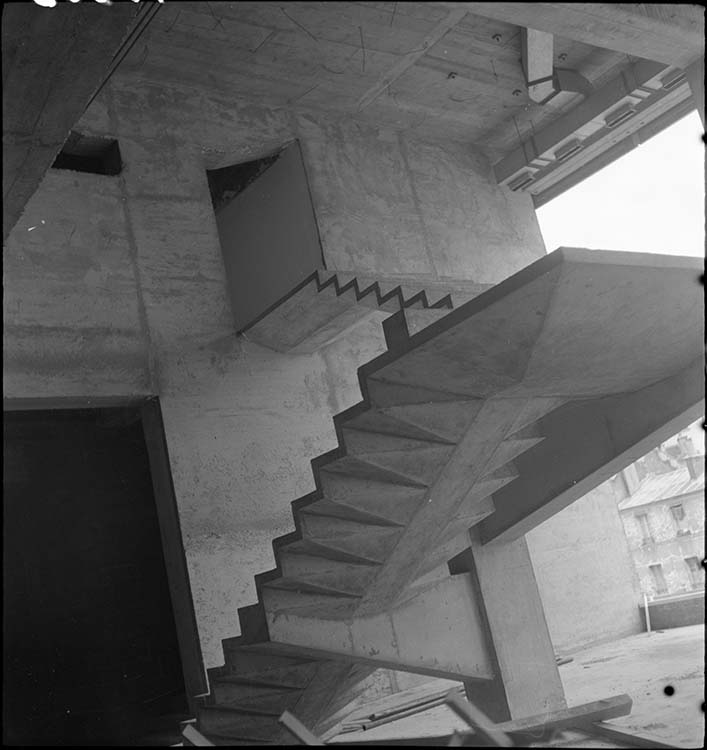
[3,403,196,745]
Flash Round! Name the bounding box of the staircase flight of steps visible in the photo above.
[240,269,491,353]
[189,248,703,745]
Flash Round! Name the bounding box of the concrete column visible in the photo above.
[462,528,566,722]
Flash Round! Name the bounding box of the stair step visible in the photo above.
[341,408,454,444]
[403,308,452,335]
[477,463,520,485]
[484,436,545,475]
[289,303,376,354]
[284,537,385,565]
[321,455,428,487]
[365,377,471,407]
[299,513,395,538]
[301,496,404,527]
[317,473,429,526]
[341,428,450,455]
[437,495,496,543]
[263,576,363,599]
[198,707,282,740]
[262,584,362,616]
[508,396,566,434]
[208,686,302,714]
[221,640,314,673]
[261,582,360,614]
[349,445,455,486]
[297,515,403,562]
[278,551,379,595]
[219,661,319,690]
[378,400,484,443]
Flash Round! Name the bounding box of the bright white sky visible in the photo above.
[536,110,705,258]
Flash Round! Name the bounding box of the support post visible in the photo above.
[462,528,566,722]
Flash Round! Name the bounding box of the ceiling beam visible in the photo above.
[2,3,145,241]
[457,3,704,68]
[521,28,556,104]
[355,7,469,111]
[493,59,668,184]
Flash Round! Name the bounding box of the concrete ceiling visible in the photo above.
[3,2,703,239]
[114,1,632,159]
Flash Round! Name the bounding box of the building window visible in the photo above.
[685,557,704,589]
[648,564,668,595]
[670,503,689,535]
[636,512,653,543]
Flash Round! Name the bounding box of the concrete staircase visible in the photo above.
[241,269,491,353]
[192,248,703,744]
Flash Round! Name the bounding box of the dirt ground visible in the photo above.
[331,624,705,747]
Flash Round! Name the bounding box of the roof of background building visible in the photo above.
[618,461,705,511]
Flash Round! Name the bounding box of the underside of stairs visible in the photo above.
[193,248,703,745]
[240,268,491,353]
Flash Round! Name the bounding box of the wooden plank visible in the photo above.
[182,724,215,747]
[356,7,469,110]
[279,710,326,745]
[444,692,513,747]
[493,695,633,735]
[580,721,681,749]
[458,3,704,68]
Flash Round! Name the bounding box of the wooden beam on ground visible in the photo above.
[494,694,632,736]
[182,724,215,747]
[579,720,681,749]
[335,694,639,746]
[2,3,145,241]
[355,7,468,111]
[458,3,704,68]
[444,691,513,747]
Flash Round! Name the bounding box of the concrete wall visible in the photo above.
[297,114,545,282]
[3,72,546,671]
[527,477,643,654]
[620,492,705,597]
[639,591,706,630]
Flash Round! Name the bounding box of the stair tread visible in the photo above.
[263,576,364,598]
[322,455,429,487]
[284,538,384,564]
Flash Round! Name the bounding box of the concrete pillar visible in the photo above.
[462,529,566,722]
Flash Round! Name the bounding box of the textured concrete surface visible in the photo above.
[3,70,550,673]
[331,625,705,748]
[527,478,643,653]
[297,114,546,282]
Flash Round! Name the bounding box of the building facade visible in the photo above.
[618,445,705,599]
